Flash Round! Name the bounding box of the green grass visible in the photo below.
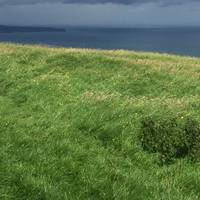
[1,43,200,200]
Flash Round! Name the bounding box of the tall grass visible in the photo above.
[1,43,200,199]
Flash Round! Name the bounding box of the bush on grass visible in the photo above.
[139,116,200,164]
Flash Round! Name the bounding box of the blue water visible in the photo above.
[1,27,200,57]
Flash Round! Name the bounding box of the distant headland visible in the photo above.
[0,25,66,33]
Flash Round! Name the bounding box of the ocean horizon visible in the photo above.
[1,26,200,57]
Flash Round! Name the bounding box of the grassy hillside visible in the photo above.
[1,43,200,200]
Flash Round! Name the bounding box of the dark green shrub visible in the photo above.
[184,118,200,161]
[139,116,200,164]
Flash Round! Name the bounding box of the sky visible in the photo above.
[0,0,200,27]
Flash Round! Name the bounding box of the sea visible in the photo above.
[1,26,200,57]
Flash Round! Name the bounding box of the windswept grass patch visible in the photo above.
[1,43,200,199]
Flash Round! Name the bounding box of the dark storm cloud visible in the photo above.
[0,0,197,6]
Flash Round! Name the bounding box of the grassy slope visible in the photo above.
[1,43,200,200]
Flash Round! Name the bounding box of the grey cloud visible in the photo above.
[0,0,197,6]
